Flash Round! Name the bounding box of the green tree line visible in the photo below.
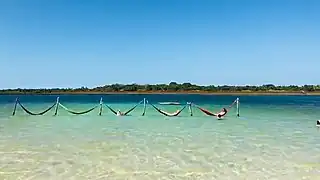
[0,82,320,94]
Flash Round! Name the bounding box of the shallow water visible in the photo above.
[0,94,319,180]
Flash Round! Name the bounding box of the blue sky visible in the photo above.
[0,0,319,89]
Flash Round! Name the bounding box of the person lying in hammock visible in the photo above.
[216,108,228,119]
[116,109,124,116]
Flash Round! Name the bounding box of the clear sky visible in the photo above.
[0,0,319,89]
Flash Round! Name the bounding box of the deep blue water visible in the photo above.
[1,94,320,107]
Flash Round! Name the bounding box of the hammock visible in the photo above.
[16,100,57,116]
[195,105,227,117]
[149,103,187,117]
[104,100,143,116]
[59,103,98,115]
[193,99,236,117]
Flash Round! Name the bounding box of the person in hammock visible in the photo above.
[116,109,124,116]
[216,108,228,119]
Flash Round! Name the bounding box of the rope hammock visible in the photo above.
[193,98,238,117]
[148,102,188,117]
[104,100,144,116]
[195,106,218,116]
[13,98,57,116]
[58,103,98,115]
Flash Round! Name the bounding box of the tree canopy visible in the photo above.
[0,82,319,94]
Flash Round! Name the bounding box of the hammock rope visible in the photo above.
[12,98,18,116]
[58,103,98,115]
[16,99,57,116]
[104,100,144,116]
[149,102,187,117]
[104,104,117,114]
[123,100,143,115]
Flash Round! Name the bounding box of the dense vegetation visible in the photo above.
[0,82,320,94]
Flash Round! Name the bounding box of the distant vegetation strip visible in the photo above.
[1,82,320,95]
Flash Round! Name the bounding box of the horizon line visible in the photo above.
[0,83,319,90]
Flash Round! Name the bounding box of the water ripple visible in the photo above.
[1,104,320,180]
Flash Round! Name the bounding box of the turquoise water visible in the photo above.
[0,94,320,180]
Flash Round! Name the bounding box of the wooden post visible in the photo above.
[188,102,193,116]
[99,97,103,116]
[54,97,59,116]
[236,98,240,117]
[142,98,146,116]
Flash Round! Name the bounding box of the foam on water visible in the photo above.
[0,95,320,180]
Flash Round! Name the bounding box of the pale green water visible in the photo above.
[1,96,320,180]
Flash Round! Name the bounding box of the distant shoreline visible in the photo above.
[1,90,319,96]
